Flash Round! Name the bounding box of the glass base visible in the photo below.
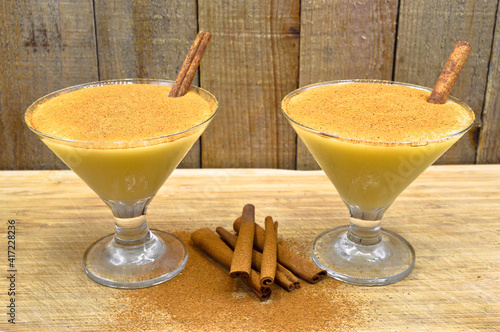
[83,230,188,289]
[311,225,415,286]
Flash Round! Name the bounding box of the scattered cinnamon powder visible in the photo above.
[284,83,474,143]
[102,232,366,331]
[28,84,214,142]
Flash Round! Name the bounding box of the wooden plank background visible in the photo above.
[1,0,499,170]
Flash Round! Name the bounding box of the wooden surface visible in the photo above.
[0,166,499,331]
[1,0,500,170]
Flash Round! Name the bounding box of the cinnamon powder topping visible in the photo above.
[28,84,214,142]
[284,83,473,143]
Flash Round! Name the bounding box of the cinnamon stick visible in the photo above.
[277,262,301,289]
[229,204,255,279]
[216,226,296,292]
[234,217,327,284]
[191,228,271,301]
[169,31,212,97]
[260,217,278,286]
[428,41,472,104]
[168,31,204,97]
[177,32,212,97]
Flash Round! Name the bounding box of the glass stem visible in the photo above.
[345,203,387,245]
[347,218,382,245]
[103,196,154,247]
[114,215,151,246]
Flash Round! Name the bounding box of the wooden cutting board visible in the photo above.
[0,166,499,331]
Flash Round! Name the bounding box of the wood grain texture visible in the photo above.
[94,0,201,167]
[0,0,98,170]
[477,0,500,163]
[0,166,499,330]
[198,0,299,168]
[297,0,398,169]
[394,0,498,164]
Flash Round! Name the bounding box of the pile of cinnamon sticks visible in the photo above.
[191,204,327,301]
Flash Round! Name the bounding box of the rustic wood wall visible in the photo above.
[1,0,499,170]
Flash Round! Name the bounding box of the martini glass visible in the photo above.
[282,80,474,286]
[25,79,218,289]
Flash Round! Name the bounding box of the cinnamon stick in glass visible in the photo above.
[191,228,271,301]
[428,41,472,104]
[260,216,278,286]
[169,31,212,97]
[168,31,204,97]
[229,204,255,279]
[177,32,212,97]
[234,217,327,284]
[216,226,296,292]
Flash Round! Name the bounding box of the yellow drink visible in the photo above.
[25,80,217,202]
[283,81,474,212]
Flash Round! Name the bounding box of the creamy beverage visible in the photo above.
[26,83,216,201]
[283,82,474,212]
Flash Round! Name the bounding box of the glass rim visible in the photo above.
[24,78,218,148]
[281,79,475,146]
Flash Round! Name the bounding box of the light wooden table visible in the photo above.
[0,166,499,331]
